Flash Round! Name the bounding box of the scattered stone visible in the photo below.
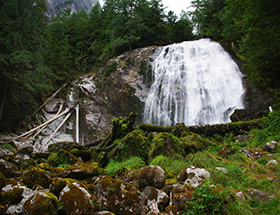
[265,159,277,167]
[177,166,210,188]
[240,148,253,158]
[234,135,251,143]
[215,167,228,173]
[236,191,246,201]
[247,189,276,201]
[263,141,279,152]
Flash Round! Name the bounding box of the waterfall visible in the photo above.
[143,39,244,126]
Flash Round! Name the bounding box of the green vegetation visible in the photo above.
[105,156,145,175]
[103,110,280,214]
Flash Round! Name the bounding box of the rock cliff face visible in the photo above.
[45,0,99,18]
[32,43,270,149]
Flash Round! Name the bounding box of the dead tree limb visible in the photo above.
[43,111,72,147]
[10,107,70,142]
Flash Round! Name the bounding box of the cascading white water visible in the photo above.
[143,39,245,126]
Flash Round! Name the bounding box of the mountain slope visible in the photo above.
[45,0,99,18]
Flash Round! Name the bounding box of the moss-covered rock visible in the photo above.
[48,142,82,152]
[49,178,68,197]
[139,165,166,189]
[20,167,53,189]
[59,180,102,215]
[0,159,19,178]
[111,129,150,161]
[23,190,59,215]
[171,123,190,138]
[2,186,23,205]
[56,162,108,180]
[140,186,169,212]
[47,149,81,167]
[71,148,99,162]
[180,132,215,154]
[148,133,185,159]
[93,175,141,215]
[173,191,194,211]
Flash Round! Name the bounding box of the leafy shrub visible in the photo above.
[183,182,232,215]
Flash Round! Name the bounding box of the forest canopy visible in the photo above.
[0,0,279,131]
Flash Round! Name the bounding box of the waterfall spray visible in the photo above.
[143,39,244,126]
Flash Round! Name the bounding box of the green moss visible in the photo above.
[111,128,150,162]
[148,132,185,159]
[47,149,80,167]
[20,167,53,189]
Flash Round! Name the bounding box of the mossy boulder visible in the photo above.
[171,123,190,138]
[56,162,108,180]
[0,159,19,178]
[22,190,59,215]
[140,186,169,211]
[139,165,166,189]
[70,148,99,162]
[93,175,141,215]
[47,149,81,167]
[180,132,215,154]
[2,186,23,205]
[173,191,194,211]
[59,180,102,215]
[111,129,150,161]
[148,133,185,159]
[48,142,82,152]
[20,167,53,189]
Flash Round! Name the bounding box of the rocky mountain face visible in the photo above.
[45,0,99,18]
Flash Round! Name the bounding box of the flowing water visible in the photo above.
[143,39,244,126]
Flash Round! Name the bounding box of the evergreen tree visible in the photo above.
[0,0,53,130]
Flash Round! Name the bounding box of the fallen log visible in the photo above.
[43,111,72,147]
[10,107,70,142]
[188,118,264,137]
[137,123,172,133]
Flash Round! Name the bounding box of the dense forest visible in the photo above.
[0,0,279,131]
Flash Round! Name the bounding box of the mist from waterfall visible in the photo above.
[143,39,245,126]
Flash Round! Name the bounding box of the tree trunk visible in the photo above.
[0,83,8,124]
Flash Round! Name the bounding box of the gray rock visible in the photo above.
[263,141,278,152]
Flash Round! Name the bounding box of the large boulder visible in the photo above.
[139,165,166,189]
[59,180,101,215]
[148,133,185,159]
[92,176,141,215]
[20,167,53,189]
[22,190,59,215]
